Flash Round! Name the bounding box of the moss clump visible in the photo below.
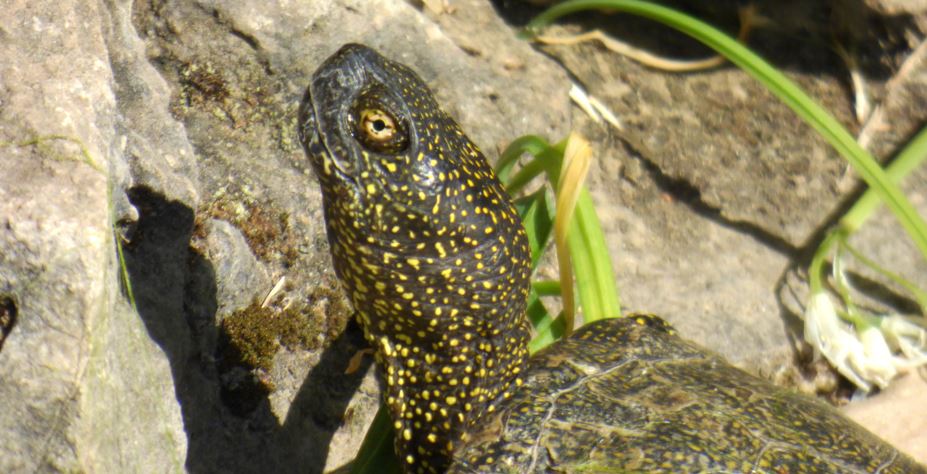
[214,274,353,415]
[220,299,320,372]
[197,195,298,264]
[217,298,322,416]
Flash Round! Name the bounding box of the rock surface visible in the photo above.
[0,1,188,472]
[0,0,924,472]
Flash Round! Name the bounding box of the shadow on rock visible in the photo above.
[278,320,372,474]
[123,186,371,473]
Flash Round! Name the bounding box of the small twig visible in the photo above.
[345,348,375,375]
[834,43,872,124]
[569,84,622,129]
[261,276,287,308]
[537,4,761,73]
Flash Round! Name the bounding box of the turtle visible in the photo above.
[297,43,925,474]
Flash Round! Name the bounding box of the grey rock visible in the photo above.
[107,0,201,206]
[849,38,927,291]
[203,218,270,319]
[858,39,927,162]
[0,0,187,472]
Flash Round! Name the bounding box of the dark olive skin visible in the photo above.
[299,44,925,474]
[299,44,532,473]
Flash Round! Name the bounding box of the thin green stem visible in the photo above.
[533,279,563,296]
[840,125,927,233]
[497,135,551,184]
[569,189,621,322]
[840,239,927,313]
[809,230,845,295]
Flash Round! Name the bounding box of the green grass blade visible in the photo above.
[569,188,621,322]
[349,404,402,474]
[841,125,927,233]
[841,239,927,312]
[505,144,564,195]
[514,189,556,267]
[506,137,622,333]
[527,292,565,353]
[497,135,551,184]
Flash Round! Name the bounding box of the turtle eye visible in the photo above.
[352,107,409,153]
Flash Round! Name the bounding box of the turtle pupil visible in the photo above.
[371,119,386,132]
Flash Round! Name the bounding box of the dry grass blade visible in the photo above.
[536,4,762,72]
[554,132,593,335]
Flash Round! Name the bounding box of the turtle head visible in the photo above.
[298,44,532,473]
[298,43,531,336]
[298,43,480,233]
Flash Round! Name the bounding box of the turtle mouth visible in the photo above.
[297,86,356,182]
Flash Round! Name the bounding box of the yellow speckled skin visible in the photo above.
[298,44,531,473]
[299,45,925,474]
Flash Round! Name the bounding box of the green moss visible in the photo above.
[215,279,352,417]
[221,299,320,372]
[197,195,298,264]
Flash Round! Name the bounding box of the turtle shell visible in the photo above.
[449,315,924,473]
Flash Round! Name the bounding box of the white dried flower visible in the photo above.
[804,292,927,391]
[804,292,873,391]
[855,325,896,389]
